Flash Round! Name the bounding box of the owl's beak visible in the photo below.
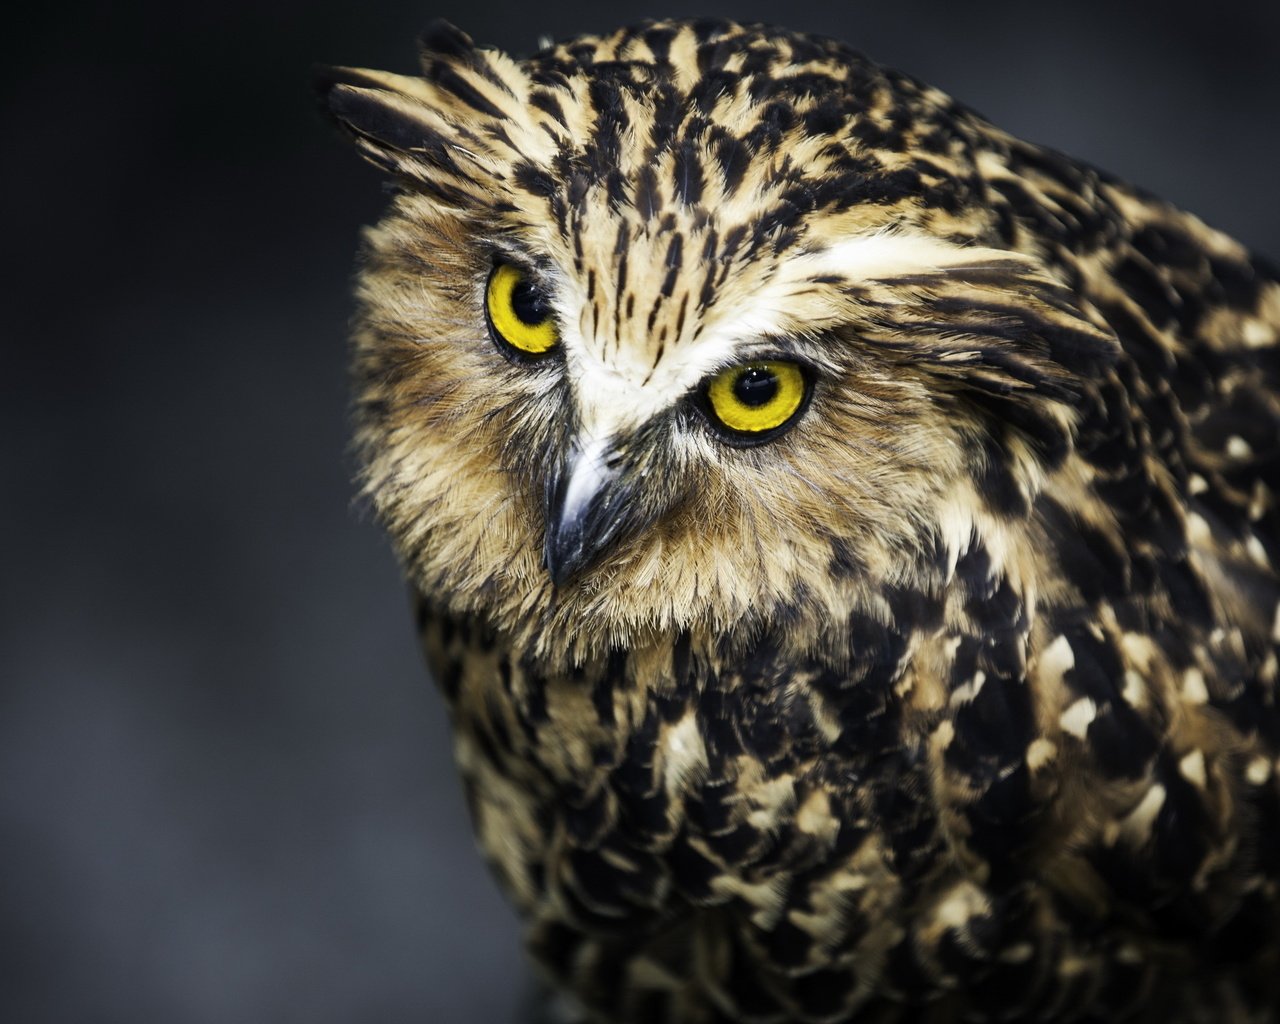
[543,437,630,586]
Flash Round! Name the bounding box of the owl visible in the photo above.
[318,18,1280,1024]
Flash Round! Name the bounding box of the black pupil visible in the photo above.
[511,278,550,326]
[733,367,778,407]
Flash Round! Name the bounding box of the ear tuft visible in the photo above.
[314,41,547,208]
[313,66,441,176]
[313,64,401,126]
[327,87,417,155]
[314,64,381,117]
[418,19,478,59]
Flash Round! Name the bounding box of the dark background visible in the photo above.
[4,1,1277,1021]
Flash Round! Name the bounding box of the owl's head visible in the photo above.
[319,20,1117,662]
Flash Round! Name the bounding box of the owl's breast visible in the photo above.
[422,604,950,1017]
[418,549,1280,1022]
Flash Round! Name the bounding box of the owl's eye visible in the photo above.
[702,361,811,442]
[485,263,560,360]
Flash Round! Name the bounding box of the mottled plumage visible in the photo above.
[319,19,1280,1023]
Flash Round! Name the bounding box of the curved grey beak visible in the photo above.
[543,438,630,586]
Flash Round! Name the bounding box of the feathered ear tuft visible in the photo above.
[313,65,442,177]
[314,32,560,216]
[313,62,519,210]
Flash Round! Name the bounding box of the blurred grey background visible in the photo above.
[3,1,1277,1021]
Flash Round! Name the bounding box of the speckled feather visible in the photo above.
[319,19,1280,1023]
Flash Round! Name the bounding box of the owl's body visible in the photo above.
[321,20,1280,1023]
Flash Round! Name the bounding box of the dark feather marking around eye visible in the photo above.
[426,64,506,119]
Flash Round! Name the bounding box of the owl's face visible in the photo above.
[323,21,1117,661]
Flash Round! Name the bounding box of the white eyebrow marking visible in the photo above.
[559,228,1005,437]
[801,229,1001,281]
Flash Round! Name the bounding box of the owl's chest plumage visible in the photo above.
[423,607,928,1019]
[419,488,1280,1023]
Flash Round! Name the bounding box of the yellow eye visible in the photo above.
[485,263,559,358]
[703,361,810,440]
